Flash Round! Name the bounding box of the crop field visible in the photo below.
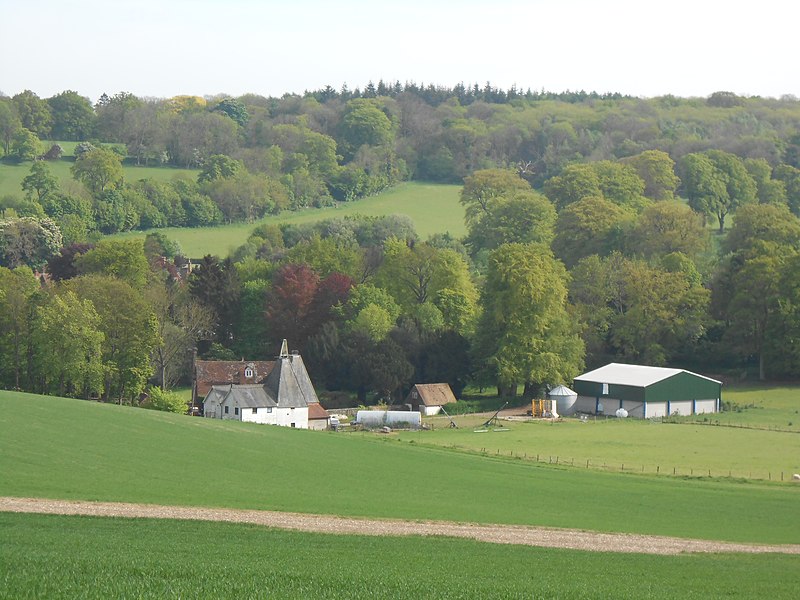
[113,182,465,258]
[2,513,799,599]
[1,390,798,544]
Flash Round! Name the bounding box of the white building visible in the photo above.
[572,363,722,419]
[203,340,327,429]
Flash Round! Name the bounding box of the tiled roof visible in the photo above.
[223,385,278,408]
[263,353,319,409]
[195,360,274,396]
[307,402,330,420]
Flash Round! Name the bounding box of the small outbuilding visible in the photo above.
[405,383,457,416]
[572,363,721,419]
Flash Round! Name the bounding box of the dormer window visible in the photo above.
[244,367,254,378]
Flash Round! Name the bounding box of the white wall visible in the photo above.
[308,418,328,431]
[217,404,309,428]
[574,395,599,414]
[423,405,442,416]
[695,399,718,414]
[240,407,278,425]
[669,400,693,416]
[645,402,667,418]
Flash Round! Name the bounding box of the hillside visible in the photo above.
[1,390,798,544]
[112,182,465,258]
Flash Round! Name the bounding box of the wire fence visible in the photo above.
[450,446,799,482]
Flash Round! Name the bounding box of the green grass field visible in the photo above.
[2,513,798,599]
[1,151,465,258]
[0,151,200,200]
[397,384,800,480]
[112,182,465,258]
[1,390,798,544]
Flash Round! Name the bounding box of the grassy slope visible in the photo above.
[112,182,465,258]
[2,513,798,600]
[0,158,198,198]
[0,391,797,544]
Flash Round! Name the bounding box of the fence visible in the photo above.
[438,445,797,482]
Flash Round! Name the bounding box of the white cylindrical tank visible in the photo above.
[548,385,578,416]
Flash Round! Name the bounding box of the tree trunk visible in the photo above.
[522,382,541,401]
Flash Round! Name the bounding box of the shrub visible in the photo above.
[143,387,187,414]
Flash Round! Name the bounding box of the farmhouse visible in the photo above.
[405,383,456,415]
[572,363,721,418]
[193,358,274,407]
[202,340,327,429]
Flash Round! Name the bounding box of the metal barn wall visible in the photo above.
[645,372,721,403]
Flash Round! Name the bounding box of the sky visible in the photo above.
[1,0,798,103]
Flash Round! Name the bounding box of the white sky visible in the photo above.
[1,0,797,103]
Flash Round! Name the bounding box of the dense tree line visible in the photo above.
[3,84,800,407]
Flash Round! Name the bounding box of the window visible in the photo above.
[291,422,296,428]
[234,407,239,416]
[224,406,229,414]
[602,383,609,395]
[244,368,253,378]
[252,407,258,414]
[267,407,272,413]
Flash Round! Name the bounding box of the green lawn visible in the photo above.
[113,182,465,258]
[1,391,798,544]
[2,513,798,599]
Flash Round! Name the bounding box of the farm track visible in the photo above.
[2,496,798,555]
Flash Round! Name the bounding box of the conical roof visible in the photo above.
[548,385,577,398]
[262,341,319,408]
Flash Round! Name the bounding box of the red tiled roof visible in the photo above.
[195,360,274,397]
[307,402,330,420]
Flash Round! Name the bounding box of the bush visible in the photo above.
[143,387,187,414]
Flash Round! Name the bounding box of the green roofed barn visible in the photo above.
[572,363,721,418]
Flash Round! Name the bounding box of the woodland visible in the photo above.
[2,84,800,406]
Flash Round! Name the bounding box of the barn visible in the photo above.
[405,383,457,416]
[572,363,721,419]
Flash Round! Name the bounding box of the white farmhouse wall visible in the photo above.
[276,407,308,429]
[308,419,328,431]
[240,407,279,425]
[423,405,442,416]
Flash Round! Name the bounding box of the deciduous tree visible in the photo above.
[475,243,584,396]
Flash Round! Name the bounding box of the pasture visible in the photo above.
[0,390,798,544]
[395,384,800,480]
[113,182,465,258]
[2,512,799,599]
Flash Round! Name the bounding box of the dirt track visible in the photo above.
[2,496,798,555]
